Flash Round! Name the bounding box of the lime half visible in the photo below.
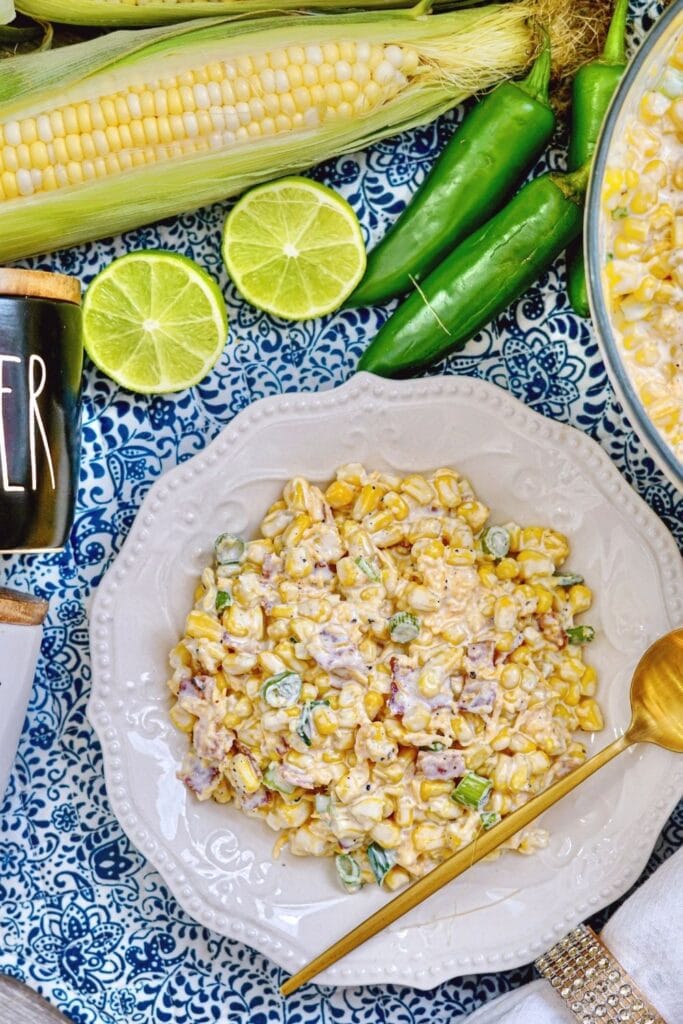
[222,177,366,321]
[83,251,228,394]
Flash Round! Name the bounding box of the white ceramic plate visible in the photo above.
[87,373,683,989]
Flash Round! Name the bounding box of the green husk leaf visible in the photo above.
[0,6,534,262]
[15,0,483,28]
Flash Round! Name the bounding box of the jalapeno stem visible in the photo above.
[516,31,551,105]
[552,162,591,203]
[602,0,629,66]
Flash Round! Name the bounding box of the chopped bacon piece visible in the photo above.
[241,788,272,812]
[459,679,497,716]
[465,641,495,673]
[417,749,465,779]
[180,755,218,798]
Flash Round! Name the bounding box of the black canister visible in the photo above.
[0,269,83,553]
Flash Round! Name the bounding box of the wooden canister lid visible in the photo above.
[0,587,49,625]
[0,268,81,306]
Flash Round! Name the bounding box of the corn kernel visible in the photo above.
[568,584,592,614]
[496,557,519,580]
[433,473,460,508]
[231,753,261,794]
[370,820,401,848]
[508,733,535,754]
[400,474,435,504]
[500,663,521,690]
[353,483,383,519]
[493,595,516,631]
[394,796,413,827]
[384,866,410,891]
[413,822,445,852]
[170,703,195,732]
[576,698,604,732]
[419,779,452,800]
[382,491,410,520]
[402,704,431,732]
[563,681,581,707]
[580,665,597,696]
[313,705,338,735]
[406,584,440,613]
[185,610,223,643]
[532,584,553,614]
[630,186,658,214]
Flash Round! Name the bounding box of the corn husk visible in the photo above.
[0,6,535,262]
[14,0,478,27]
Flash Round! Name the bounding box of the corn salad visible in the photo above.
[602,27,683,462]
[168,465,601,893]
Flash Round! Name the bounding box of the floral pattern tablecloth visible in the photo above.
[1,1,681,1020]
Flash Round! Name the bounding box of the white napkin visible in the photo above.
[467,846,683,1023]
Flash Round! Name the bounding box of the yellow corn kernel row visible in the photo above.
[0,41,418,202]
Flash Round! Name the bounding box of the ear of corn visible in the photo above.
[0,6,534,262]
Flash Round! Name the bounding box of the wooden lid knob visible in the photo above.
[0,587,49,625]
[0,268,81,306]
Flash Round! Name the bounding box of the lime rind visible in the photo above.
[83,250,228,394]
[222,176,366,321]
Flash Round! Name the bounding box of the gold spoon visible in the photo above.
[280,629,683,996]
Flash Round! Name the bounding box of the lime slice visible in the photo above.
[222,176,366,321]
[83,251,228,394]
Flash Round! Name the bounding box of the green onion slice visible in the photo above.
[214,533,246,566]
[261,671,301,708]
[297,699,329,747]
[335,853,362,893]
[430,742,445,751]
[481,526,510,559]
[451,771,493,810]
[263,765,295,795]
[480,810,501,830]
[355,555,381,582]
[389,612,420,643]
[553,573,584,587]
[367,842,396,886]
[566,625,595,645]
[215,589,232,613]
[315,794,331,814]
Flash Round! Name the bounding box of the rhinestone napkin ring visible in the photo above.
[535,924,666,1024]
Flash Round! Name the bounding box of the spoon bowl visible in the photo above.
[626,629,683,751]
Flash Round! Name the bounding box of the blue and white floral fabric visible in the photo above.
[1,1,681,1020]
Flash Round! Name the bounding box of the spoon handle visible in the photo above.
[280,732,631,995]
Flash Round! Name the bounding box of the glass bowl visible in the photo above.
[586,1,683,492]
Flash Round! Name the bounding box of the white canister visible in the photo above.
[0,587,48,798]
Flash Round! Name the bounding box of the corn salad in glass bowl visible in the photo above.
[167,464,600,894]
[587,2,682,488]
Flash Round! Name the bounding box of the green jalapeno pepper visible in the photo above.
[346,39,555,309]
[566,0,629,317]
[357,165,588,378]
